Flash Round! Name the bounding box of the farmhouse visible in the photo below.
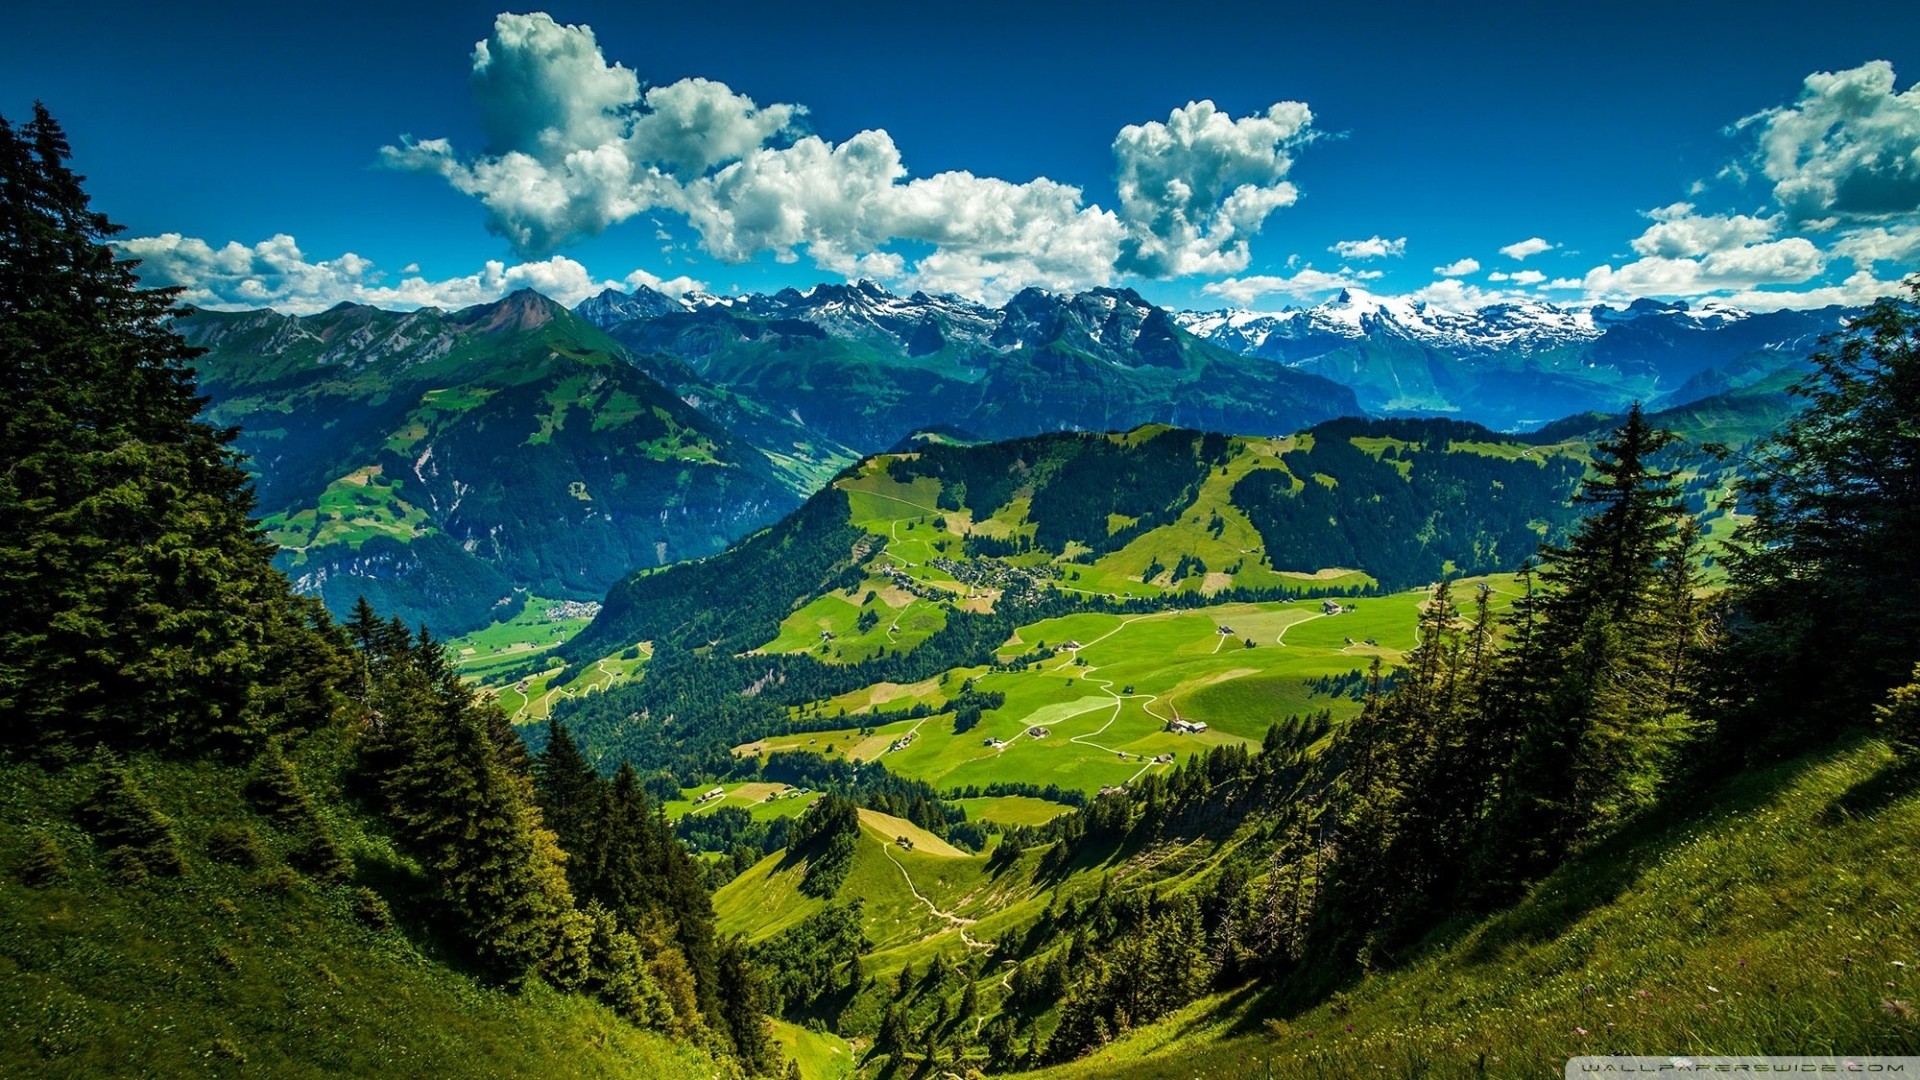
[1217,625,1235,635]
[1098,784,1129,797]
[1169,719,1209,734]
[1322,599,1344,615]
[694,786,726,804]
[983,736,1006,748]
[1028,726,1051,739]
[1058,640,1083,651]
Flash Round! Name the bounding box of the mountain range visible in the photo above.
[1176,288,1851,428]
[181,278,1844,635]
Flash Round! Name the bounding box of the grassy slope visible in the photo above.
[0,753,714,1079]
[742,579,1518,798]
[1027,738,1920,1079]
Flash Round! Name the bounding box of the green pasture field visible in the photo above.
[661,781,821,822]
[747,577,1520,798]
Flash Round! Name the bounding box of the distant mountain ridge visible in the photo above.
[1176,289,1853,428]
[181,277,1838,636]
[575,280,1361,450]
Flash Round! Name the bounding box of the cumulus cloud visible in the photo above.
[116,232,703,314]
[1487,269,1546,285]
[383,16,1317,301]
[1404,278,1531,311]
[1580,236,1826,298]
[1737,60,1920,227]
[1498,236,1555,260]
[1330,235,1406,260]
[1830,223,1920,266]
[1628,202,1778,258]
[1112,100,1315,277]
[1433,257,1480,276]
[1719,269,1907,310]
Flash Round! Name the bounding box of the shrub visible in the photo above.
[78,752,183,881]
[1876,664,1920,761]
[205,823,265,867]
[351,886,393,929]
[18,833,65,887]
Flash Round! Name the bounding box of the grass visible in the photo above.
[1025,738,1920,1079]
[261,466,432,553]
[662,781,821,822]
[446,594,601,680]
[771,1018,857,1080]
[954,796,1073,827]
[0,752,715,1079]
[755,580,1518,799]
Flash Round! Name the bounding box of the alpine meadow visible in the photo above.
[5,5,1920,1079]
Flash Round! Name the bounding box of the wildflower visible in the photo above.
[1575,1027,1589,1036]
[1884,999,1917,1021]
[1706,985,1719,993]
[1895,961,1909,969]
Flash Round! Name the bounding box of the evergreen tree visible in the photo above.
[0,105,340,754]
[534,719,602,895]
[1474,405,1693,894]
[1717,283,1920,751]
[379,683,560,985]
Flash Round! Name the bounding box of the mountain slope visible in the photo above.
[1027,738,1920,1078]
[579,282,1362,452]
[182,290,804,635]
[1178,290,1851,429]
[547,418,1593,778]
[0,750,717,1079]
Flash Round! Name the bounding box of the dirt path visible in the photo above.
[875,837,993,950]
[1275,611,1328,645]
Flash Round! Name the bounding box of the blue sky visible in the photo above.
[5,0,1918,313]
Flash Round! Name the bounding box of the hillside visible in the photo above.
[181,291,820,636]
[543,418,1598,775]
[0,749,715,1079]
[0,114,773,1080]
[1027,738,1920,1078]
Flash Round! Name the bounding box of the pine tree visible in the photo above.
[1718,283,1920,751]
[1876,664,1920,761]
[1474,405,1692,895]
[534,720,602,894]
[0,104,339,755]
[380,688,559,984]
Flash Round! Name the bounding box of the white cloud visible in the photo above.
[1112,100,1315,277]
[1737,60,1920,227]
[1498,236,1555,260]
[1629,203,1779,257]
[1830,223,1920,266]
[1487,269,1546,285]
[1404,278,1528,311]
[1201,268,1366,306]
[116,232,703,314]
[1721,269,1907,310]
[1580,236,1826,299]
[1432,257,1480,276]
[382,16,1317,302]
[1330,235,1406,260]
